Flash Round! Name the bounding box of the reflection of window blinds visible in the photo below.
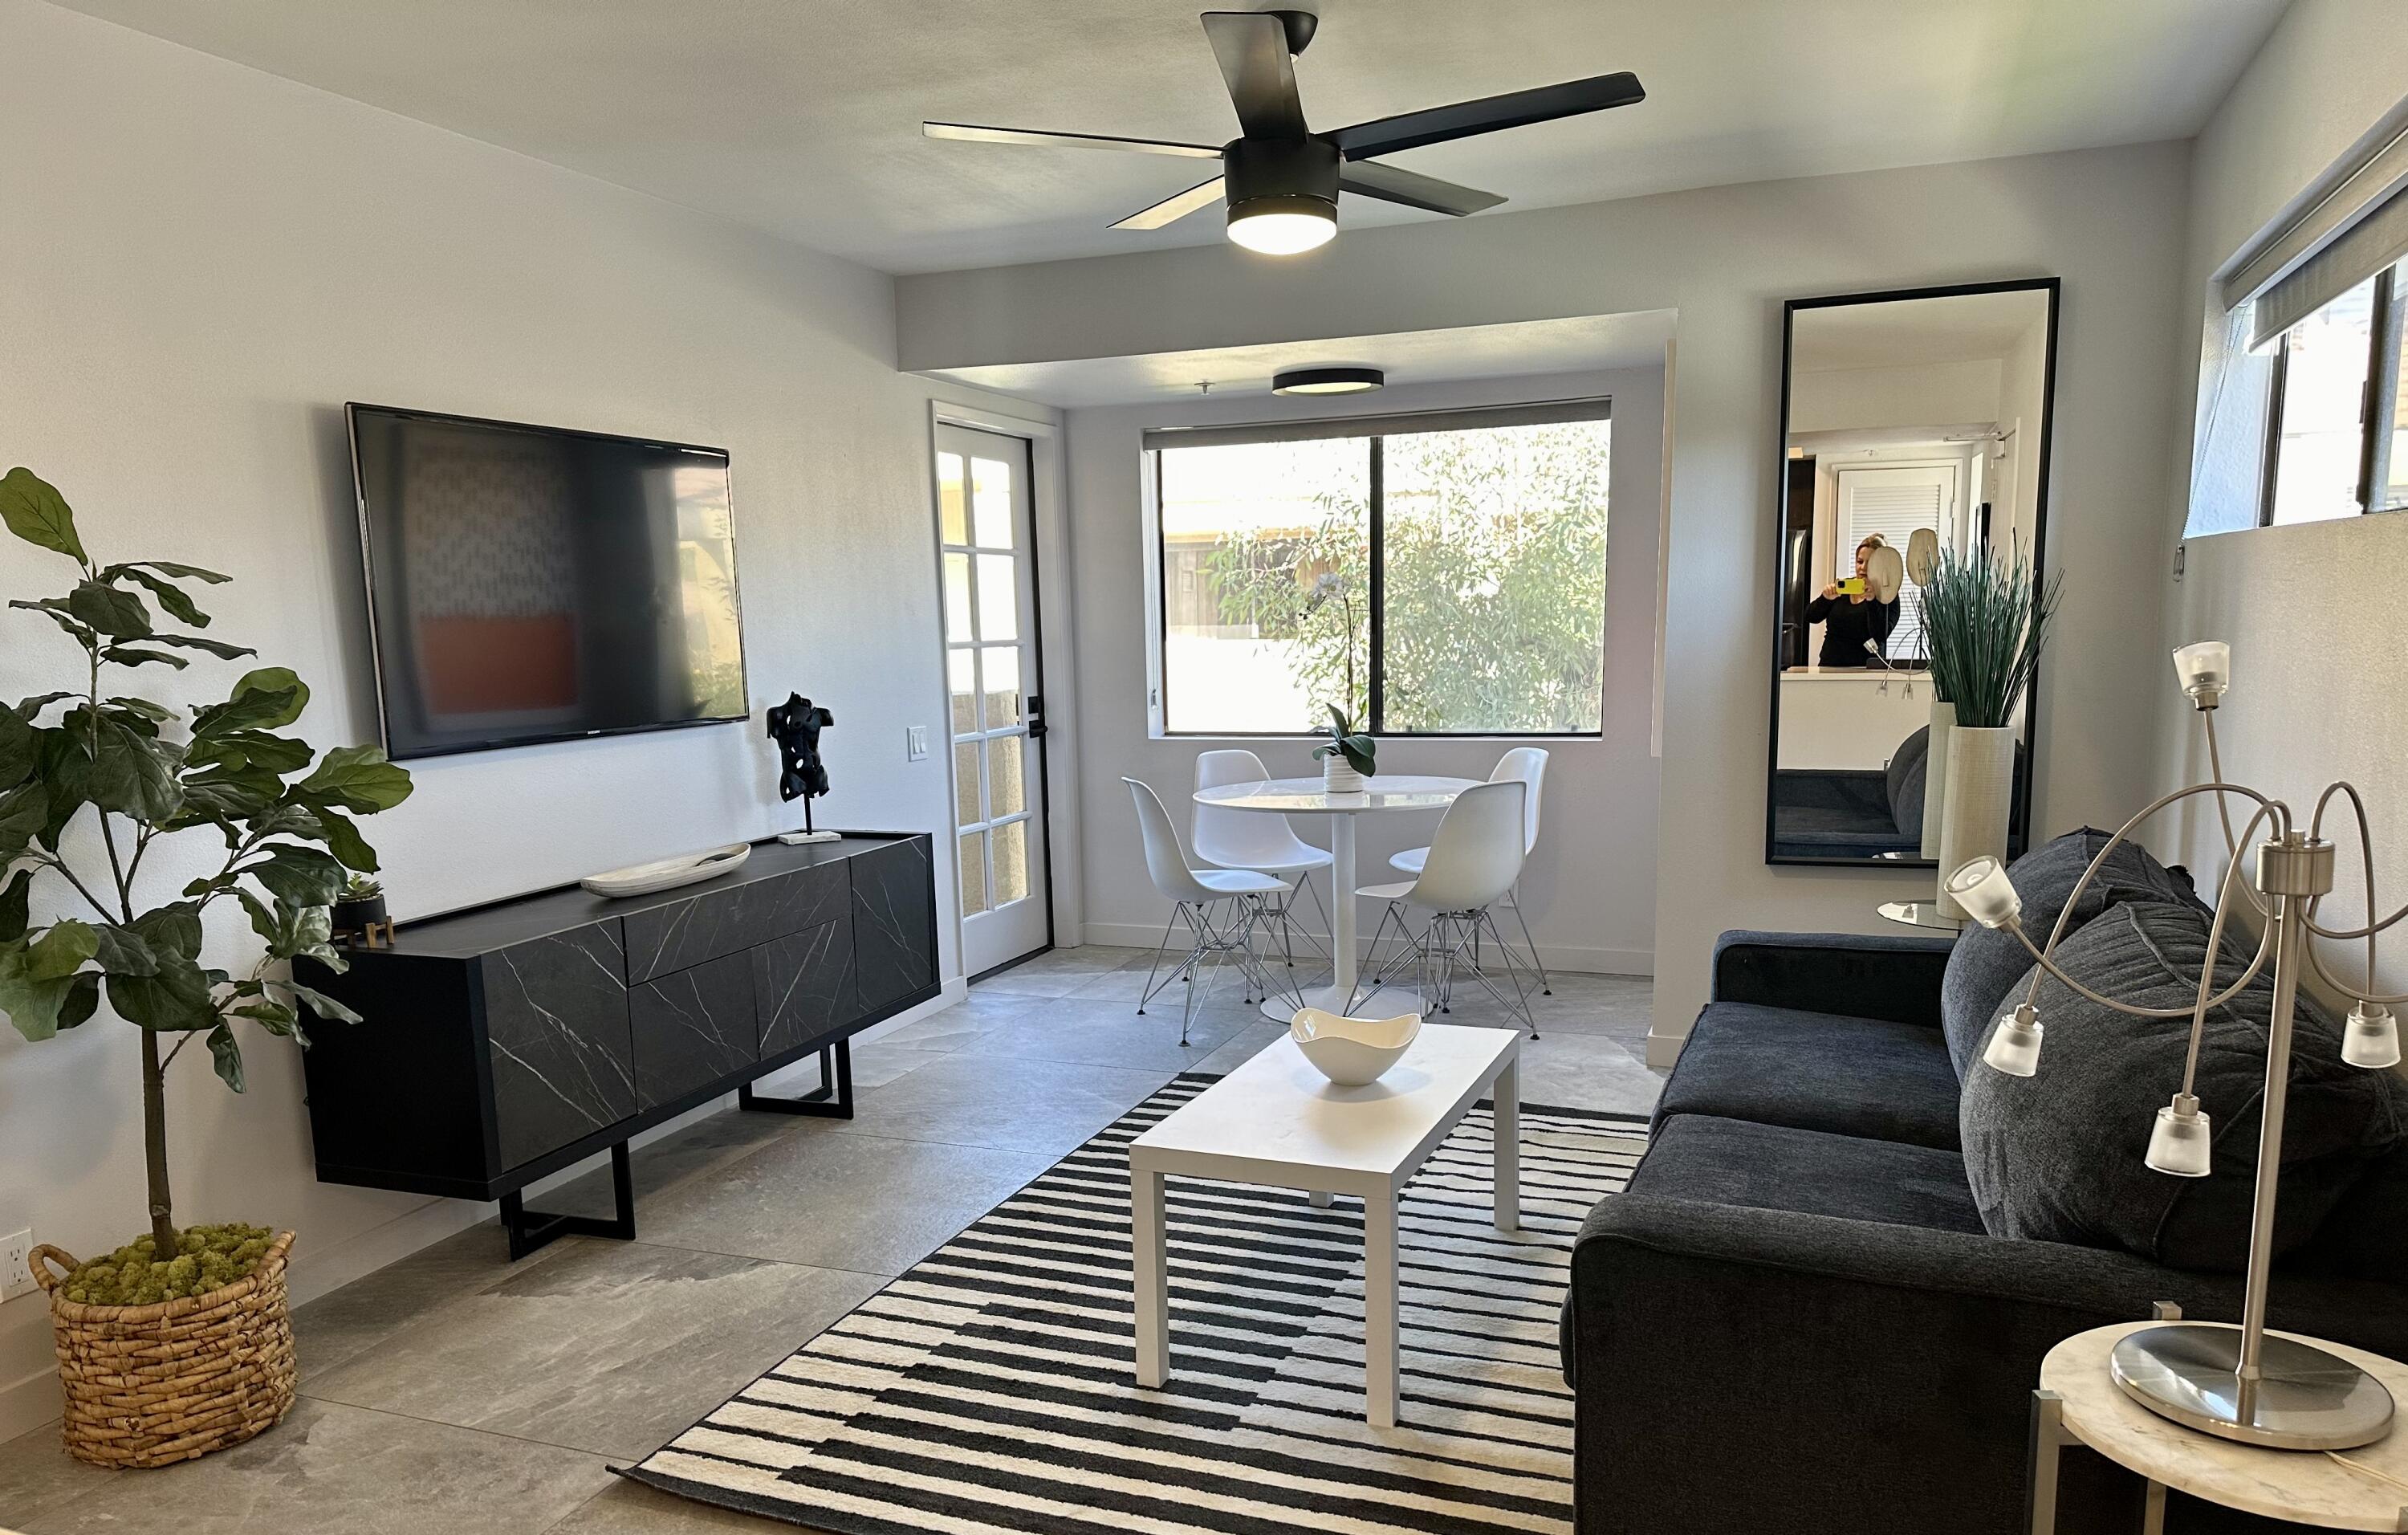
[1837,464,1954,662]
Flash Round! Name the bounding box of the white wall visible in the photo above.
[0,0,1054,1439]
[1788,357,2002,435]
[2155,2,2408,986]
[1064,368,1665,976]
[899,141,2195,1065]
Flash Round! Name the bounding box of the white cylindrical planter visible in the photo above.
[1919,700,1955,860]
[1936,726,2015,918]
[1322,757,1366,793]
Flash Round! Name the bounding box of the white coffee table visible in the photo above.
[1128,1022,1522,1428]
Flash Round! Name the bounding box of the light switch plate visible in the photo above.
[906,725,929,761]
[1,1228,34,1301]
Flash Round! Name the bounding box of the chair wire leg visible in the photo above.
[1135,904,1182,1016]
[1508,891,1552,995]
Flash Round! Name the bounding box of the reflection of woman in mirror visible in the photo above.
[1804,534,1899,667]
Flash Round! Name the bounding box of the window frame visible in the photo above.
[1147,400,1613,742]
[2258,263,2406,527]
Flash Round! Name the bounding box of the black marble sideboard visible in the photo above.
[297,833,937,1255]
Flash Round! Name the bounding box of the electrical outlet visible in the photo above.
[1,1228,34,1301]
[906,725,929,762]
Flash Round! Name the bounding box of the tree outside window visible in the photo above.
[1156,412,1609,735]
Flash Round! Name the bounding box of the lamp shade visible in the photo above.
[1228,202,1336,254]
[2145,1099,2213,1177]
[1983,1004,2044,1077]
[1947,856,2023,929]
[2172,641,2231,707]
[2344,1001,2402,1069]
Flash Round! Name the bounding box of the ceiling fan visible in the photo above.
[924,10,1644,255]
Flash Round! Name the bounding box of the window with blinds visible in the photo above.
[1834,462,1958,662]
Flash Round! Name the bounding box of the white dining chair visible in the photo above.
[1389,746,1552,994]
[1124,777,1294,1043]
[1353,780,1536,1036]
[1192,748,1335,975]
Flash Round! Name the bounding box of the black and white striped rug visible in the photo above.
[623,1072,1646,1534]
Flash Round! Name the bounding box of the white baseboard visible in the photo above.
[0,978,970,1447]
[1076,922,1652,979]
[1645,1031,1685,1071]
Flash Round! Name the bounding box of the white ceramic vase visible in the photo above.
[1322,756,1366,793]
[1919,700,1955,860]
[1935,725,2015,918]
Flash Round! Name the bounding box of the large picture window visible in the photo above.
[1152,404,1610,736]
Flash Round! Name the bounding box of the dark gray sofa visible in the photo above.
[1562,926,2408,1534]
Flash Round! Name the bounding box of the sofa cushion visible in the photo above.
[1960,901,2408,1271]
[1885,725,1930,837]
[1939,827,2207,1078]
[1630,1114,1987,1235]
[1658,1001,1963,1150]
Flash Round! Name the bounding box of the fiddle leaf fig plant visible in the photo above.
[1,467,415,1260]
[1311,705,1377,778]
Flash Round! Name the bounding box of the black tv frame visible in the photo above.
[346,401,750,762]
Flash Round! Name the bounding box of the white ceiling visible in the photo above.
[51,0,2288,275]
[929,311,1675,407]
[1791,288,2052,372]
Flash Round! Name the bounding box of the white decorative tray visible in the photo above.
[580,842,751,898]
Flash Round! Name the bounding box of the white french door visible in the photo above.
[936,424,1051,975]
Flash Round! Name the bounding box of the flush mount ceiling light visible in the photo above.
[925,10,1645,257]
[1272,366,1383,395]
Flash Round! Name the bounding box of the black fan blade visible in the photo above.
[1201,12,1308,138]
[1338,159,1505,216]
[923,121,1222,158]
[1329,71,1645,160]
[1111,176,1227,230]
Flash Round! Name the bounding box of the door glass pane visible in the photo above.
[970,457,1015,548]
[948,649,978,735]
[992,819,1028,906]
[1157,437,1370,733]
[988,735,1025,817]
[975,553,1019,641]
[954,741,982,825]
[1382,418,1611,731]
[938,452,968,545]
[958,831,988,915]
[2268,274,2377,525]
[981,645,1022,727]
[942,553,974,641]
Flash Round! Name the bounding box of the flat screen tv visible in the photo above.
[348,404,748,760]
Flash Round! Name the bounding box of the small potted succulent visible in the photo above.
[332,873,388,942]
[1312,705,1376,793]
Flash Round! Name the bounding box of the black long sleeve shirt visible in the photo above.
[1804,591,1898,668]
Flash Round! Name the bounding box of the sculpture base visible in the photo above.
[778,829,841,845]
[2111,1323,2395,1451]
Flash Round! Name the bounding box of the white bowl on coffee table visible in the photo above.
[1290,1008,1422,1086]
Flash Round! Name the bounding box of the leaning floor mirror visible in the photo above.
[1765,278,2059,866]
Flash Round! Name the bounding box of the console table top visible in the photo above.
[348,833,913,959]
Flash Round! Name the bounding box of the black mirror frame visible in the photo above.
[1764,275,2062,869]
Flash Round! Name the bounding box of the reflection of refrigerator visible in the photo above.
[1780,456,1816,670]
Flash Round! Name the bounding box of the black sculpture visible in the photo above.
[766,693,836,841]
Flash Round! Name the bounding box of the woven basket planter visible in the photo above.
[31,1230,298,1468]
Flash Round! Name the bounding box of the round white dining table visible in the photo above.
[1190,775,1479,1023]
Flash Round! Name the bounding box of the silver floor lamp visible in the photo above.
[1946,640,2404,1452]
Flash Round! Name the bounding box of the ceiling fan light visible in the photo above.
[1227,195,1336,255]
[1273,367,1384,396]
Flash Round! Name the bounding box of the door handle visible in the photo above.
[1027,694,1048,741]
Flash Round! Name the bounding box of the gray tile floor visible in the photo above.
[0,946,1660,1533]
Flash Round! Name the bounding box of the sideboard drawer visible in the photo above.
[622,859,850,983]
[482,923,634,1171]
[852,838,938,1011]
[755,914,859,1057]
[630,951,759,1111]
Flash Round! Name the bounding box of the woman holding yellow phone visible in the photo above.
[1804,534,1900,667]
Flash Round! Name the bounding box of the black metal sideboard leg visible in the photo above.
[739,1038,855,1119]
[498,1140,637,1260]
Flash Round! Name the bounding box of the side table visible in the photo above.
[2029,1321,2408,1533]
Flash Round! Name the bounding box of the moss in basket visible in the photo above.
[58,1224,276,1306]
